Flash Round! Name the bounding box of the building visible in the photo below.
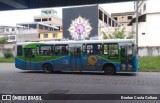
[33,9,63,40]
[0,26,17,57]
[63,5,118,40]
[0,26,16,43]
[16,22,58,42]
[111,12,134,27]
[34,9,62,26]
[129,0,160,56]
[101,12,135,39]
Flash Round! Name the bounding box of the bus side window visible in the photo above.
[52,46,55,55]
[86,45,93,55]
[36,46,40,55]
[40,45,52,56]
[103,44,108,55]
[108,43,119,59]
[93,44,102,55]
[55,45,68,56]
[82,44,86,54]
[17,45,22,56]
[25,49,33,57]
[98,44,103,54]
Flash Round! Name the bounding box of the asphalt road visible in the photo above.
[0,63,160,103]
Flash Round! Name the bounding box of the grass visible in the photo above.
[139,56,160,72]
[0,57,14,63]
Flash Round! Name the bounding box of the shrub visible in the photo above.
[4,51,13,58]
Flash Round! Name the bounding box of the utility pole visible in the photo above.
[136,1,139,53]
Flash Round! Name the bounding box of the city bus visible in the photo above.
[15,39,139,75]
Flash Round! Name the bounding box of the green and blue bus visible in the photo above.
[15,39,139,75]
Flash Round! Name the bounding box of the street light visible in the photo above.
[136,1,139,54]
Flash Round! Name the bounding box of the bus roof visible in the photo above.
[16,39,135,45]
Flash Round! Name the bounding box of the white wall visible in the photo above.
[133,13,160,47]
[132,22,147,47]
[146,0,160,14]
[146,13,160,46]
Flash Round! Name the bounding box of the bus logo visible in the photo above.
[88,55,97,65]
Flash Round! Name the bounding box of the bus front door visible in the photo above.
[24,48,34,70]
[70,47,82,71]
[121,46,133,71]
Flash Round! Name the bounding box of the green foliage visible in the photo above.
[0,37,7,45]
[139,56,160,72]
[101,31,109,39]
[126,32,135,39]
[4,51,13,58]
[0,57,14,63]
[0,37,8,51]
[112,28,126,39]
[102,28,134,39]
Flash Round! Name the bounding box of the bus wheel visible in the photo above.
[104,65,115,75]
[43,64,53,73]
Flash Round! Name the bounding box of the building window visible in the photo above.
[49,18,51,21]
[142,33,145,35]
[53,33,57,38]
[143,4,146,12]
[44,34,48,38]
[12,28,15,31]
[9,35,15,40]
[128,16,132,20]
[41,11,47,15]
[99,10,103,21]
[112,21,115,27]
[114,17,117,20]
[104,14,107,23]
[6,29,9,32]
[42,18,48,21]
[109,18,111,26]
[35,19,41,22]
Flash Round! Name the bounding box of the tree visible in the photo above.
[126,31,135,39]
[103,27,134,39]
[101,31,109,39]
[112,28,126,39]
[0,37,8,51]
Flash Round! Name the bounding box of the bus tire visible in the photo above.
[43,64,53,73]
[103,64,115,75]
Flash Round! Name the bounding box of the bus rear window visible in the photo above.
[17,45,22,56]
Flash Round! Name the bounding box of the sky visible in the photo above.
[0,1,134,26]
